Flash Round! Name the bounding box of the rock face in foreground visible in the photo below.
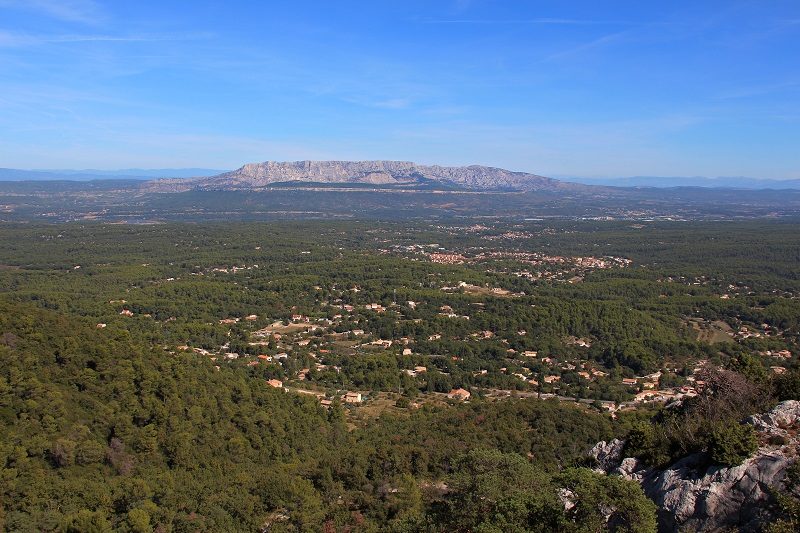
[590,401,800,532]
[145,160,578,192]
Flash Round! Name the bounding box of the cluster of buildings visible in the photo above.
[429,253,467,265]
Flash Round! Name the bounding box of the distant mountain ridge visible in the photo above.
[0,168,225,181]
[145,160,579,192]
[561,175,800,189]
[4,164,797,191]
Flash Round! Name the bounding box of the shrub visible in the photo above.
[775,370,800,401]
[625,422,670,467]
[50,438,76,467]
[75,440,106,465]
[708,423,758,467]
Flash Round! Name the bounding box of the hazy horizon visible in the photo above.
[1,162,800,185]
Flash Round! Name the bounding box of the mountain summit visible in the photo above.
[146,160,575,192]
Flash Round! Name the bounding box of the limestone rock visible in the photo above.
[589,438,626,474]
[591,401,800,532]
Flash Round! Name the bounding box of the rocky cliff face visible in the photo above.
[590,401,800,532]
[144,160,576,192]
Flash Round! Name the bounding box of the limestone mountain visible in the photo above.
[144,160,581,192]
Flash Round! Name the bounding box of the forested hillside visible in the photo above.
[0,301,660,531]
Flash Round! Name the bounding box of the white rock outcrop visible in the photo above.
[590,401,800,532]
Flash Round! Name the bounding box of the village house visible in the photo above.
[622,378,638,386]
[267,379,283,389]
[765,349,793,359]
[245,314,258,321]
[634,391,659,403]
[642,371,662,382]
[344,392,362,404]
[447,388,471,401]
[120,309,134,317]
[370,339,393,348]
[544,375,561,384]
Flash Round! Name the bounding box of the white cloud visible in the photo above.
[421,18,630,25]
[0,0,104,24]
[0,29,210,48]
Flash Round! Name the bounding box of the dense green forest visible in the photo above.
[0,300,656,531]
[1,220,798,531]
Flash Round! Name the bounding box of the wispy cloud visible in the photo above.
[0,29,211,48]
[544,29,632,61]
[371,98,413,110]
[336,92,416,110]
[716,81,800,100]
[420,18,629,25]
[0,0,104,25]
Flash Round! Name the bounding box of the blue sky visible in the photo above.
[0,0,798,178]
